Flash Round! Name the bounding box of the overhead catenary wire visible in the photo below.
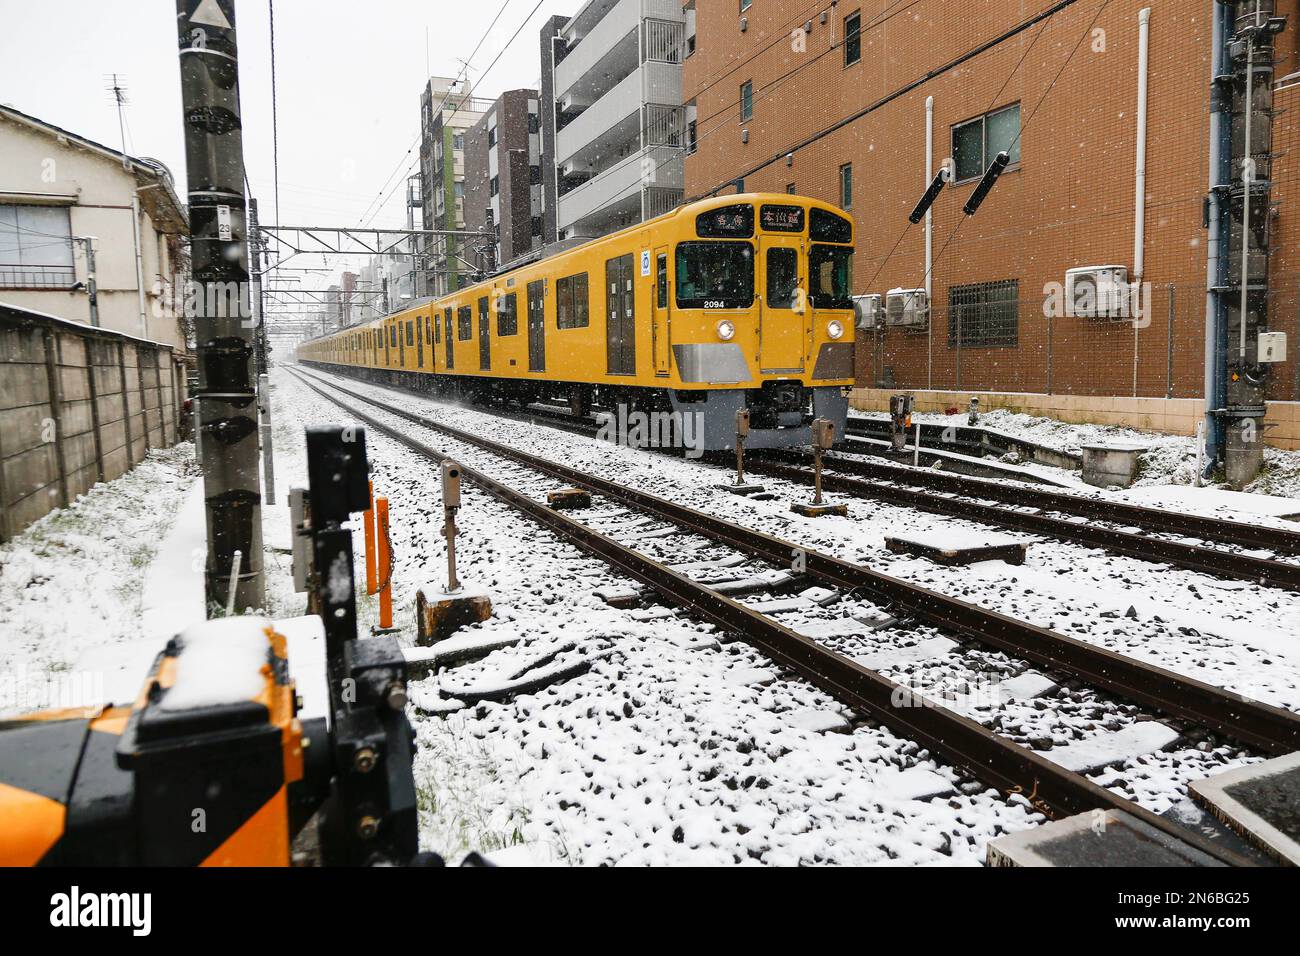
[355,0,523,229]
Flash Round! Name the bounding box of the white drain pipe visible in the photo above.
[1133,8,1151,285]
[925,95,934,390]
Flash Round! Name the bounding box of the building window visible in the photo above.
[839,163,853,210]
[687,120,697,154]
[556,273,589,329]
[740,80,753,122]
[740,0,752,10]
[952,104,1021,183]
[0,204,75,288]
[531,215,542,237]
[453,134,465,150]
[786,182,796,194]
[529,164,542,185]
[487,126,497,148]
[490,176,499,197]
[948,280,1019,348]
[844,11,862,66]
[528,113,539,133]
[496,291,518,335]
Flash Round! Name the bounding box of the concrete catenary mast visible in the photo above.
[175,0,265,611]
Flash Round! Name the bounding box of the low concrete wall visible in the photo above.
[0,303,186,541]
[849,388,1300,452]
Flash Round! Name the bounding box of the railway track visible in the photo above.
[319,370,1300,594]
[752,451,1300,594]
[289,364,1300,866]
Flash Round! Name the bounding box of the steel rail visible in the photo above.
[827,438,1300,557]
[750,455,1300,593]
[287,366,1256,866]
[292,366,1300,757]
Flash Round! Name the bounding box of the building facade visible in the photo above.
[0,106,190,351]
[418,77,493,298]
[543,0,688,242]
[463,89,543,273]
[682,0,1300,450]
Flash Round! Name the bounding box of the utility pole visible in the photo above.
[78,236,100,328]
[175,0,265,613]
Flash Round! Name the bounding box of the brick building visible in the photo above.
[682,0,1300,446]
[463,89,543,273]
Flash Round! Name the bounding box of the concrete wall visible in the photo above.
[0,304,183,541]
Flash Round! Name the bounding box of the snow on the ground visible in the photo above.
[271,367,1046,864]
[0,443,198,716]
[281,366,1300,858]
[294,367,1300,714]
[853,406,1300,499]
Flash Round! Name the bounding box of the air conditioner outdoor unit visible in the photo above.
[853,293,882,330]
[1065,265,1129,319]
[885,288,928,329]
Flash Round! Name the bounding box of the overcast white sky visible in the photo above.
[1,0,574,290]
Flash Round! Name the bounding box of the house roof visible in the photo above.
[0,103,188,234]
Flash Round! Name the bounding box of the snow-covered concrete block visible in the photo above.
[1189,751,1300,866]
[1081,442,1148,489]
[987,809,1227,867]
[884,528,1033,566]
[415,582,492,646]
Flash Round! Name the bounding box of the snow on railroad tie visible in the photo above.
[1045,721,1181,774]
[858,636,960,671]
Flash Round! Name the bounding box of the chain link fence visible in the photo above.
[860,273,1300,402]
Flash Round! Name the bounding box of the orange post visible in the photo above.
[376,495,392,630]
[363,479,377,595]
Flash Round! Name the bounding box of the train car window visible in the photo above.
[556,273,589,329]
[809,208,852,244]
[760,204,805,233]
[656,255,668,309]
[406,321,414,346]
[426,315,433,344]
[766,248,799,309]
[389,325,397,347]
[444,307,452,343]
[675,241,754,309]
[809,245,855,310]
[457,305,473,341]
[496,292,519,335]
[696,203,753,239]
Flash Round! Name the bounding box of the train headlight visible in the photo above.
[716,319,736,341]
[826,319,845,340]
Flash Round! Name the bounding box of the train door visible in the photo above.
[478,296,491,371]
[416,315,425,368]
[605,254,635,375]
[527,279,545,372]
[758,235,806,373]
[384,322,392,367]
[444,307,454,370]
[652,246,670,375]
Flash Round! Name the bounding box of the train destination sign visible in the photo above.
[696,204,755,238]
[760,204,805,232]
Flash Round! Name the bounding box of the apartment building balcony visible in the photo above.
[556,143,683,237]
[555,60,682,171]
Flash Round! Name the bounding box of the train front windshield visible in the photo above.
[675,241,755,309]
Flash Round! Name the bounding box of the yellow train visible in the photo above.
[297,193,855,451]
